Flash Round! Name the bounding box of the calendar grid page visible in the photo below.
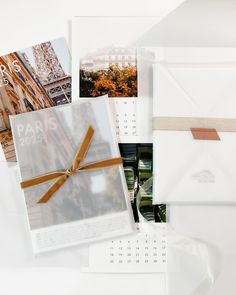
[86,224,166,273]
[113,98,137,138]
[108,96,152,143]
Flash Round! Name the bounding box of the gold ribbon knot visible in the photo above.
[20,125,123,204]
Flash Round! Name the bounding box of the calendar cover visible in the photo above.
[10,98,135,253]
[0,37,71,162]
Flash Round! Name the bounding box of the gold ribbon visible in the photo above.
[20,125,123,204]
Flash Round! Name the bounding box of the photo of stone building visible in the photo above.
[80,46,137,98]
[80,46,137,71]
[0,38,71,161]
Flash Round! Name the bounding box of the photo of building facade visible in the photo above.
[80,46,137,98]
[0,38,71,161]
[80,46,137,71]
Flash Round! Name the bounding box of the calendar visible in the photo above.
[72,18,165,272]
[85,223,167,273]
[83,142,167,273]
[72,17,156,144]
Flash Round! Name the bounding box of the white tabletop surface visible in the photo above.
[1,1,235,295]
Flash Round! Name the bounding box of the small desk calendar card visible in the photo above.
[10,98,135,254]
[72,17,160,143]
[84,143,167,273]
[0,37,71,162]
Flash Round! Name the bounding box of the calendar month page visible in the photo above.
[85,143,167,273]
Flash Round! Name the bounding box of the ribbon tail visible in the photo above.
[72,125,94,171]
[21,172,66,189]
[79,157,123,171]
[37,174,67,204]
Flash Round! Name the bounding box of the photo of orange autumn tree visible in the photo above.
[80,64,137,97]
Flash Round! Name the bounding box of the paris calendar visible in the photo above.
[0,37,71,162]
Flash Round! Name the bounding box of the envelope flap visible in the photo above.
[154,62,236,118]
[154,63,198,117]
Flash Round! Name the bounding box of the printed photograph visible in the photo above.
[80,46,137,98]
[119,143,166,223]
[0,38,71,161]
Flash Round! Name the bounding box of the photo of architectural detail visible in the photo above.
[80,46,137,98]
[32,41,71,105]
[0,38,71,161]
[119,143,166,223]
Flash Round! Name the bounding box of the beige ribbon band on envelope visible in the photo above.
[153,117,236,132]
[153,117,236,140]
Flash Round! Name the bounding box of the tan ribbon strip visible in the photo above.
[20,125,123,204]
[153,117,236,132]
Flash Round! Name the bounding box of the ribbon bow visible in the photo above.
[20,125,123,204]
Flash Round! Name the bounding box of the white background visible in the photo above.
[2,1,236,295]
[0,0,183,55]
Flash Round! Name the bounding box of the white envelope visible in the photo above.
[153,62,236,204]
